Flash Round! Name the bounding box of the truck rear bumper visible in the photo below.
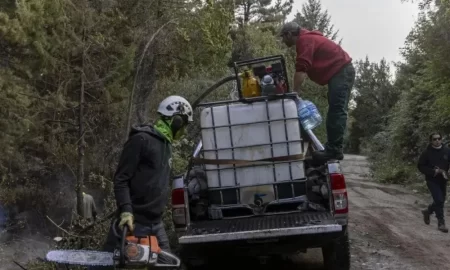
[179,212,342,244]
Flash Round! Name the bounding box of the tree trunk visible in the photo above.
[77,27,86,217]
[124,20,176,143]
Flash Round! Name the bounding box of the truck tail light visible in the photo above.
[171,188,186,226]
[330,173,348,214]
[172,188,185,205]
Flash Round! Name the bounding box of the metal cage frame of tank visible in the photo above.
[232,55,291,99]
[193,93,308,214]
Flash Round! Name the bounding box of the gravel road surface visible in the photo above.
[343,154,450,270]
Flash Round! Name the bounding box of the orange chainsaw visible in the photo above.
[45,219,180,268]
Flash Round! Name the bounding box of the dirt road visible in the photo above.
[341,154,450,270]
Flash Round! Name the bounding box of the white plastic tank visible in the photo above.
[200,98,305,188]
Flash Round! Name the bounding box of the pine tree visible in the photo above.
[347,57,398,153]
[235,0,293,26]
[293,0,340,42]
[0,0,136,217]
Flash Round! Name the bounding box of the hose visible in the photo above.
[191,74,238,109]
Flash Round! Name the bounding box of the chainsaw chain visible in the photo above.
[46,250,114,266]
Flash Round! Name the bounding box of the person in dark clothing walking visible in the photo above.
[279,22,355,164]
[90,95,193,270]
[418,132,450,233]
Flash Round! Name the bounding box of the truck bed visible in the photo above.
[179,211,342,244]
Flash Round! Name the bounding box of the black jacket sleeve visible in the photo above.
[114,134,145,213]
[447,147,450,171]
[417,150,435,178]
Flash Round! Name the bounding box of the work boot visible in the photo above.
[422,209,430,225]
[312,150,344,164]
[438,220,448,233]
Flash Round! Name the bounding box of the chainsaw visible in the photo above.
[45,219,181,268]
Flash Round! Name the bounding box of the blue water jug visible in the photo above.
[296,99,322,130]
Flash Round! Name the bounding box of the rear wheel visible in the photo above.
[180,248,223,270]
[180,254,207,270]
[182,253,262,269]
[322,228,350,270]
[182,257,240,270]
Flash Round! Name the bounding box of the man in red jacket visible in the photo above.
[280,22,355,163]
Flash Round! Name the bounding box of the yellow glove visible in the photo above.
[119,212,134,232]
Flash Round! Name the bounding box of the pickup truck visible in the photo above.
[170,56,350,270]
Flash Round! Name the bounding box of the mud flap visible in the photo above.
[179,212,342,244]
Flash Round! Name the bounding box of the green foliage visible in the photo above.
[0,0,135,212]
[175,0,235,72]
[347,57,398,153]
[235,0,293,25]
[0,70,31,178]
[230,25,285,64]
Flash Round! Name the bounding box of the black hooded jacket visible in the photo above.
[417,144,450,182]
[113,125,172,225]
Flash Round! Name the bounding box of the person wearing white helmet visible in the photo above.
[90,96,193,269]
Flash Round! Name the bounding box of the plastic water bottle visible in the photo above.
[296,99,322,130]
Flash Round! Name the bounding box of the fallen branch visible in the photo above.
[13,260,28,270]
[57,219,65,227]
[46,216,86,239]
[78,210,117,233]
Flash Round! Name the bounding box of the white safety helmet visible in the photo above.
[157,95,194,122]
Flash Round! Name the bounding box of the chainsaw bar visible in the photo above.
[46,250,114,266]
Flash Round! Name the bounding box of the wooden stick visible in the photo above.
[46,216,86,239]
[78,210,117,233]
[12,260,28,270]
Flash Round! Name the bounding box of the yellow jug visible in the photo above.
[242,70,261,98]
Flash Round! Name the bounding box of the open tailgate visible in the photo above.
[179,212,342,244]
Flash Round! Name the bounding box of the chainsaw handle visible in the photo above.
[111,218,128,267]
[111,218,132,238]
[111,218,123,238]
[120,224,128,267]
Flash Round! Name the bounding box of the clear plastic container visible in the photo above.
[296,99,322,131]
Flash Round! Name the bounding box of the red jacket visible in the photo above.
[295,29,352,86]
